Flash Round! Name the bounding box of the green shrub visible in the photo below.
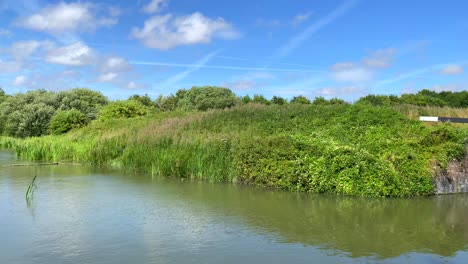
[177,86,239,111]
[49,109,90,135]
[98,100,149,120]
[290,95,311,104]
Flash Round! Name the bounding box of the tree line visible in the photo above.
[0,86,466,138]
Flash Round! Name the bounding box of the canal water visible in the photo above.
[1,150,467,263]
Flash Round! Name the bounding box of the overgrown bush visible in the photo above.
[177,86,239,111]
[49,109,90,135]
[98,100,149,120]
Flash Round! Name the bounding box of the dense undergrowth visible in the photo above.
[1,103,467,197]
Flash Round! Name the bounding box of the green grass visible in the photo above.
[2,103,467,197]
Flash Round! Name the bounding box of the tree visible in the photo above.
[49,109,90,135]
[14,103,56,137]
[290,95,311,104]
[177,86,238,111]
[271,96,287,105]
[252,94,270,105]
[356,95,399,107]
[0,88,6,104]
[98,100,149,120]
[0,90,59,137]
[57,88,108,119]
[241,95,252,104]
[129,94,154,107]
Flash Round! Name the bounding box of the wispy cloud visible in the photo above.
[439,64,464,75]
[131,60,324,73]
[269,0,359,64]
[162,50,220,87]
[375,61,468,89]
[216,55,248,61]
[291,12,312,26]
[0,29,12,37]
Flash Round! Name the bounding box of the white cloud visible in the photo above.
[0,59,22,73]
[131,12,239,50]
[101,56,132,72]
[291,12,312,26]
[315,85,367,96]
[127,81,138,89]
[12,75,27,86]
[126,81,148,89]
[425,84,468,93]
[440,64,464,75]
[330,62,355,71]
[98,72,118,82]
[330,63,373,83]
[221,80,257,91]
[16,2,118,34]
[142,0,167,14]
[361,48,397,69]
[45,42,94,66]
[0,29,12,37]
[10,41,41,60]
[255,18,282,27]
[221,71,275,91]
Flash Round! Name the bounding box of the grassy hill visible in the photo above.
[2,103,467,197]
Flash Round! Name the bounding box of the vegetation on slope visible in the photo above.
[0,86,467,197]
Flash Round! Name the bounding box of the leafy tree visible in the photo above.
[0,90,59,137]
[49,109,90,135]
[252,94,270,105]
[0,88,6,104]
[241,95,252,104]
[13,103,56,137]
[271,96,287,105]
[356,95,400,107]
[129,94,154,107]
[57,88,108,119]
[98,100,149,120]
[290,95,311,104]
[177,86,238,111]
[400,94,447,107]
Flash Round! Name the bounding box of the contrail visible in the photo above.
[266,0,360,67]
[162,50,220,87]
[374,61,468,89]
[130,60,325,73]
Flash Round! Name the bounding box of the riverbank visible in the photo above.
[1,103,467,197]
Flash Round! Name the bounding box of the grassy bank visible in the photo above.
[1,103,467,197]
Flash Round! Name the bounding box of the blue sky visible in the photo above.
[0,0,467,100]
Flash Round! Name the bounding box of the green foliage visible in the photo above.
[159,94,179,111]
[271,96,287,105]
[241,95,252,104]
[57,88,108,119]
[252,94,271,105]
[128,94,154,107]
[313,97,348,105]
[12,103,55,137]
[0,88,6,104]
[356,95,400,107]
[290,95,311,104]
[400,93,447,107]
[49,109,90,135]
[176,86,238,111]
[2,87,468,197]
[0,90,59,137]
[98,100,149,120]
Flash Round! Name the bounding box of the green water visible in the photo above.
[1,150,467,263]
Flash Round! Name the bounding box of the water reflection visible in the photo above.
[1,150,468,263]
